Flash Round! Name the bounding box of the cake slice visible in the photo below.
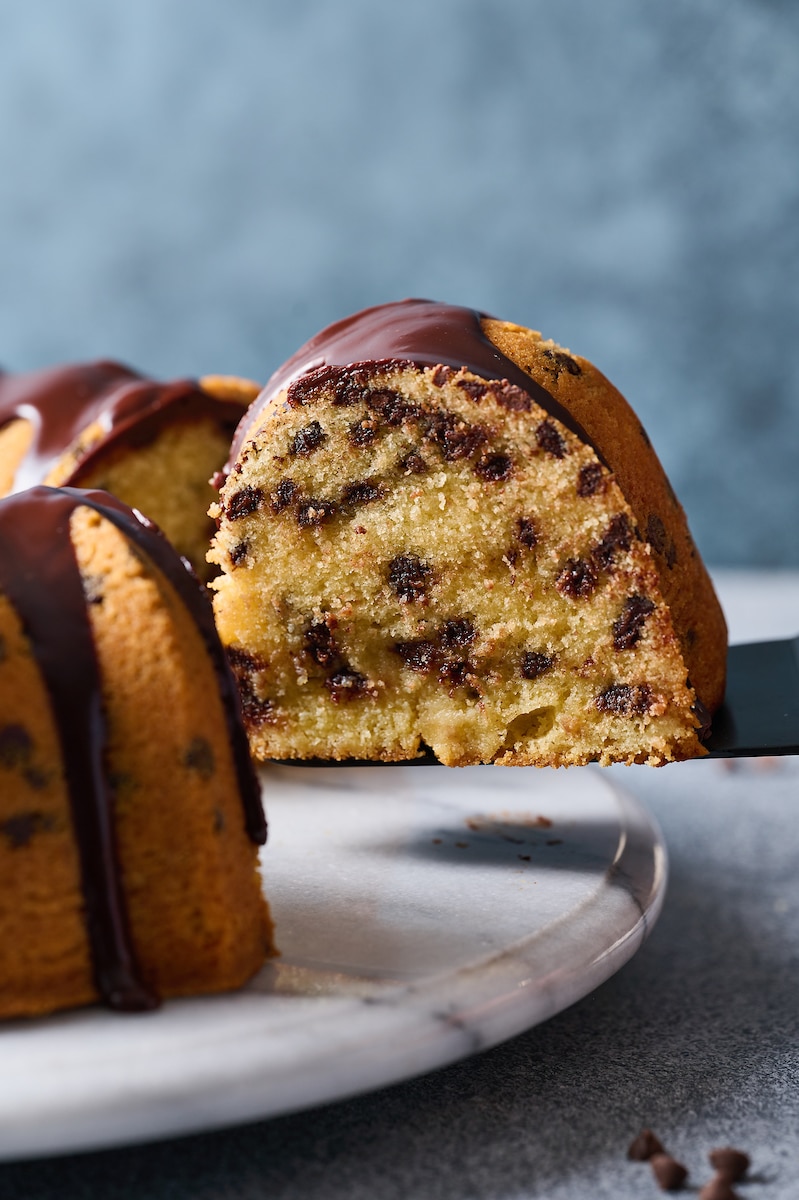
[209,300,726,767]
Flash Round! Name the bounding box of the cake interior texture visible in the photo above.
[0,487,272,1019]
[210,303,726,768]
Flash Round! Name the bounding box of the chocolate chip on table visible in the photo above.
[226,485,264,520]
[650,1152,688,1191]
[535,419,567,458]
[388,554,433,602]
[596,683,654,717]
[707,1147,750,1182]
[290,420,327,456]
[698,1177,741,1200]
[577,462,605,497]
[627,1128,665,1161]
[613,595,656,650]
[556,557,598,599]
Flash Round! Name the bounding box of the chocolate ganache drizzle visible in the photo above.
[0,361,243,493]
[0,487,265,1011]
[229,299,601,466]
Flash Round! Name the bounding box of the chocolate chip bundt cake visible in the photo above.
[0,362,259,580]
[209,299,727,767]
[0,486,272,1019]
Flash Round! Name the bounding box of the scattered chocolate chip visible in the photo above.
[521,651,554,680]
[290,420,327,456]
[393,640,437,673]
[542,348,582,377]
[400,451,428,474]
[613,595,656,650]
[708,1148,750,1182]
[367,388,418,426]
[389,554,433,602]
[474,452,513,482]
[628,1129,666,1161]
[230,541,249,566]
[515,516,538,548]
[0,724,33,769]
[556,557,598,599]
[342,479,384,507]
[226,485,264,521]
[577,462,606,497]
[535,419,567,459]
[425,410,487,461]
[650,1153,688,1191]
[325,667,370,702]
[304,621,337,666]
[596,683,654,717]
[0,811,53,849]
[592,513,633,571]
[698,1177,741,1200]
[348,418,378,446]
[270,478,298,512]
[183,736,215,779]
[439,619,476,650]
[297,499,338,527]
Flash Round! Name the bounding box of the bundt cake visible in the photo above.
[0,486,272,1019]
[209,299,727,768]
[0,362,259,580]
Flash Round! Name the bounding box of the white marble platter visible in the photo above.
[0,764,666,1161]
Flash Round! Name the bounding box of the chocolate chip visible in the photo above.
[596,684,654,717]
[183,736,215,779]
[556,557,598,599]
[438,659,475,690]
[297,499,338,527]
[0,811,53,849]
[348,418,378,446]
[432,365,453,387]
[439,619,476,650]
[332,380,369,407]
[226,485,264,521]
[536,419,567,459]
[389,554,433,602]
[325,667,370,702]
[457,378,490,401]
[227,649,275,727]
[698,1177,741,1200]
[393,641,438,673]
[613,595,656,650]
[474,452,513,482]
[515,516,538,548]
[227,645,268,674]
[425,411,487,461]
[304,621,337,666]
[493,383,531,412]
[367,388,418,426]
[0,724,33,769]
[708,1148,750,1182]
[270,478,298,512]
[521,652,554,680]
[290,420,326,456]
[541,348,582,377]
[342,479,384,507]
[646,513,667,553]
[400,451,428,475]
[592,513,633,571]
[577,462,606,497]
[627,1129,665,1161]
[650,1153,688,1191]
[230,541,249,566]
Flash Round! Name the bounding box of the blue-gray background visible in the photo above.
[0,0,797,565]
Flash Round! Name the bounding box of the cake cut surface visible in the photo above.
[210,300,727,768]
[0,486,272,1019]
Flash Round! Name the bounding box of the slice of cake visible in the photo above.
[0,486,273,1019]
[209,299,727,767]
[0,362,259,580]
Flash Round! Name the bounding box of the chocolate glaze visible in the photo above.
[0,361,243,493]
[0,486,265,1011]
[229,299,600,466]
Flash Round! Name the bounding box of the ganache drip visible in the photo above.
[228,299,601,467]
[0,361,243,493]
[0,486,265,1011]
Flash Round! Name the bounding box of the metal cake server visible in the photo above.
[279,637,799,766]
